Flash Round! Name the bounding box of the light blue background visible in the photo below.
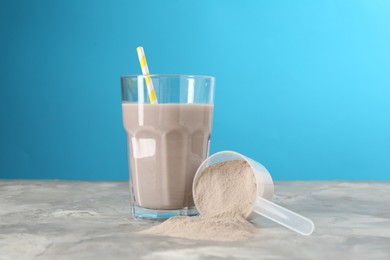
[1,0,389,180]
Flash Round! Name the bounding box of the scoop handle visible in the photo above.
[253,197,314,236]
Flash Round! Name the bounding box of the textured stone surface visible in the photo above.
[0,181,389,259]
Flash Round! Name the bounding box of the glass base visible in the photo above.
[132,205,198,221]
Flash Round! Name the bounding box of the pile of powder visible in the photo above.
[140,160,258,241]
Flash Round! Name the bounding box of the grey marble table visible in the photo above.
[0,181,389,260]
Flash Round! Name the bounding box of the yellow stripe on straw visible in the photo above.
[136,46,158,104]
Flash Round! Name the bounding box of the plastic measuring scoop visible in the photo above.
[193,151,314,236]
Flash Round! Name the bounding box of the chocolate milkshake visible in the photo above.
[122,103,213,210]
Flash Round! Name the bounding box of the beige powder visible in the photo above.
[194,160,257,218]
[140,160,258,241]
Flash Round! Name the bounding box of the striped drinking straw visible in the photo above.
[136,46,158,104]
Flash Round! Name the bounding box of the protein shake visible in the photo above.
[122,103,213,210]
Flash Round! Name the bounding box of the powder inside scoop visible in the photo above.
[140,160,258,241]
[194,160,257,218]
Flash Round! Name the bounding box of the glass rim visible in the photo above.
[121,74,215,80]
